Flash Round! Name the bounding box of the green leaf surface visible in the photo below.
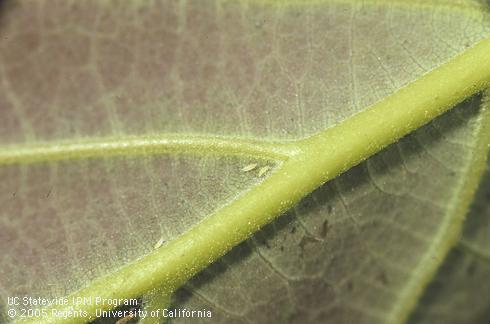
[0,1,489,323]
[409,142,490,324]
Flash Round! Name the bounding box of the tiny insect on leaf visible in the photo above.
[154,237,165,249]
[258,166,271,177]
[241,163,258,172]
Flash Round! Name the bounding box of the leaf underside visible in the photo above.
[0,1,489,323]
[409,149,490,324]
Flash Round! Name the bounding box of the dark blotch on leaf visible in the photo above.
[258,237,271,249]
[299,235,321,252]
[377,271,389,285]
[347,281,354,292]
[319,220,329,238]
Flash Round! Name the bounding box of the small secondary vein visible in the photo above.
[0,134,298,165]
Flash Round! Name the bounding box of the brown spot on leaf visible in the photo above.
[347,281,354,292]
[257,237,271,249]
[299,235,321,252]
[319,219,330,238]
[376,271,389,285]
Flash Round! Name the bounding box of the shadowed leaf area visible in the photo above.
[409,155,490,324]
[0,0,489,323]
